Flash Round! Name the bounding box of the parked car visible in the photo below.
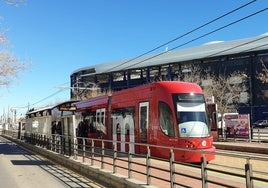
[253,120,268,128]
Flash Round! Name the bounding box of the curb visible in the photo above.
[214,142,268,154]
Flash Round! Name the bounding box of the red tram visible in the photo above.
[75,81,215,162]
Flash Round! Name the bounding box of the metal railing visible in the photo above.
[252,128,268,142]
[2,130,268,188]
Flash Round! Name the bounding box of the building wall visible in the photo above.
[70,51,268,123]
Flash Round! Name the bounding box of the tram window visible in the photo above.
[82,112,96,134]
[95,108,106,136]
[159,102,174,137]
[116,123,121,134]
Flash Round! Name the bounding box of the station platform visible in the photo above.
[214,141,268,154]
[1,134,268,188]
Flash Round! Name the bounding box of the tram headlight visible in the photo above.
[202,140,207,147]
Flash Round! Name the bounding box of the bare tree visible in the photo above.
[73,83,103,100]
[202,72,249,115]
[0,51,28,86]
[180,64,203,84]
[180,64,249,117]
[256,58,268,84]
[0,0,29,88]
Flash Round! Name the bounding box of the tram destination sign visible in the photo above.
[58,102,77,111]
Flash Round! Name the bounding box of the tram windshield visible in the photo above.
[173,93,210,138]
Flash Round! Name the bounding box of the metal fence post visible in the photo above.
[82,138,86,163]
[128,149,132,179]
[39,134,42,147]
[68,136,72,156]
[47,135,50,150]
[146,146,151,185]
[50,135,53,151]
[101,140,105,169]
[38,134,41,146]
[258,129,260,143]
[170,149,175,188]
[41,134,43,147]
[74,138,77,160]
[91,140,94,166]
[32,133,34,145]
[36,134,38,145]
[201,155,208,188]
[113,143,117,174]
[54,135,57,152]
[62,136,65,154]
[58,135,62,154]
[245,158,253,188]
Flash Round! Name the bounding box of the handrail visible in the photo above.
[2,130,268,188]
[251,128,268,142]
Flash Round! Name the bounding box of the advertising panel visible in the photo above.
[225,114,250,139]
[225,114,239,138]
[237,114,250,139]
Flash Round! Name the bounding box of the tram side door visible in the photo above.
[139,102,149,153]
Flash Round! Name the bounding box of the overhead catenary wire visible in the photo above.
[12,81,70,110]
[77,2,265,99]
[123,8,268,70]
[31,34,268,110]
[104,0,257,73]
[12,1,264,111]
[13,88,69,109]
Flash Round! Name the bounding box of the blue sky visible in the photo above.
[0,0,267,118]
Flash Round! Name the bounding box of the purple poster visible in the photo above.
[225,114,250,139]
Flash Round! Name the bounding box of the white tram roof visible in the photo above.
[72,33,268,75]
